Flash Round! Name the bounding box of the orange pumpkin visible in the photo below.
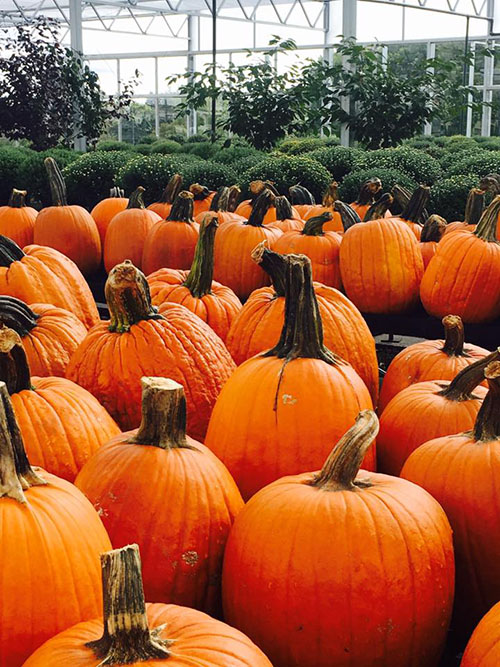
[349,177,382,218]
[268,196,304,232]
[34,158,101,275]
[205,253,374,500]
[387,184,429,238]
[444,187,484,236]
[0,296,87,377]
[379,314,489,412]
[0,380,111,667]
[420,214,447,268]
[222,411,454,667]
[142,191,200,273]
[90,187,128,246]
[76,377,243,615]
[194,186,244,226]
[288,183,316,219]
[462,602,500,666]
[104,186,160,272]
[147,214,241,342]
[302,182,343,231]
[0,188,36,247]
[190,183,216,217]
[421,195,500,323]
[67,260,235,439]
[147,173,183,218]
[0,237,99,329]
[402,360,500,635]
[24,544,272,667]
[235,181,281,223]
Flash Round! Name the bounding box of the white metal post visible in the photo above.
[117,58,123,142]
[424,41,435,135]
[154,56,160,137]
[466,42,475,137]
[187,13,198,137]
[341,0,356,147]
[69,0,86,151]
[482,42,493,136]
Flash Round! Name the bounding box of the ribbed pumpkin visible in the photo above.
[205,253,373,501]
[0,188,36,247]
[421,195,500,323]
[0,326,119,481]
[0,381,111,667]
[444,187,484,236]
[272,212,342,289]
[24,544,272,667]
[377,350,496,476]
[90,187,128,246]
[194,186,244,225]
[190,183,216,217]
[420,214,447,268]
[104,186,161,273]
[302,182,343,231]
[0,236,99,329]
[349,177,382,218]
[147,214,241,342]
[462,602,500,666]
[402,361,500,636]
[340,210,424,314]
[142,191,200,274]
[0,296,87,377]
[76,377,243,615]
[226,244,379,403]
[147,173,183,218]
[268,196,304,232]
[213,190,282,301]
[34,158,101,275]
[67,260,235,439]
[222,411,454,667]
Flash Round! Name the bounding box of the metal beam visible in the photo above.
[340,0,356,147]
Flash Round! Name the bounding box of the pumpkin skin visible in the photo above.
[0,238,99,329]
[461,602,500,666]
[76,378,243,616]
[90,190,128,246]
[0,189,36,247]
[379,314,489,412]
[222,411,454,667]
[67,261,235,439]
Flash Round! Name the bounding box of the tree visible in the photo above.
[0,17,137,149]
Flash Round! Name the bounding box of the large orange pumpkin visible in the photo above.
[67,260,235,439]
[147,173,183,218]
[349,176,382,218]
[34,158,101,275]
[461,602,500,666]
[421,195,500,323]
[444,187,484,236]
[0,381,111,667]
[0,296,87,377]
[76,377,243,615]
[142,191,200,274]
[420,214,447,268]
[205,253,374,500]
[222,411,454,667]
[0,236,99,329]
[90,187,128,246]
[0,188,36,247]
[104,186,161,273]
[226,244,379,403]
[24,543,272,667]
[147,214,241,342]
[402,360,500,636]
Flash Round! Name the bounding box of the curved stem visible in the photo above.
[289,184,315,205]
[189,183,211,201]
[354,178,381,205]
[0,297,38,336]
[44,157,67,207]
[246,190,275,227]
[440,347,500,401]
[0,327,32,393]
[473,361,500,441]
[8,189,27,208]
[310,411,379,490]
[105,261,164,333]
[334,202,361,231]
[227,185,241,212]
[322,182,338,208]
[126,187,146,210]
[400,185,430,223]
[0,237,25,267]
[421,215,446,242]
[251,242,286,297]
[464,188,485,226]
[274,196,294,221]
[209,186,227,212]
[157,174,183,204]
[167,191,194,222]
[441,315,465,356]
[474,195,500,242]
[302,212,332,236]
[363,193,393,221]
[183,214,217,298]
[86,544,172,665]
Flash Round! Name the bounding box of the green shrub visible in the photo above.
[133,144,153,155]
[161,132,186,144]
[338,167,416,203]
[213,146,263,165]
[187,133,210,143]
[183,142,218,159]
[278,137,327,155]
[24,147,81,207]
[430,175,479,222]
[472,137,500,151]
[232,154,267,178]
[0,147,29,205]
[96,140,133,152]
[150,140,182,155]
[241,155,332,201]
[447,152,500,178]
[183,161,238,189]
[307,146,363,182]
[353,147,441,184]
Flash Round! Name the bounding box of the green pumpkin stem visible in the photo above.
[363,193,393,221]
[310,410,379,490]
[105,260,164,333]
[183,214,218,298]
[440,348,500,401]
[127,187,146,210]
[334,202,361,231]
[251,242,286,297]
[274,196,294,221]
[473,361,500,441]
[86,544,172,664]
[167,191,194,222]
[354,178,381,205]
[0,297,39,336]
[421,215,447,242]
[400,185,430,223]
[0,327,33,394]
[44,157,68,207]
[464,188,485,226]
[322,182,338,208]
[157,174,183,204]
[289,184,316,206]
[441,315,465,356]
[246,190,275,227]
[302,212,332,236]
[8,189,28,208]
[474,195,500,242]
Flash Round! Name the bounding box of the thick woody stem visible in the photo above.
[251,242,286,297]
[421,215,447,242]
[0,297,39,336]
[363,193,393,221]
[473,362,500,441]
[0,327,32,393]
[8,189,28,208]
[0,237,25,267]
[167,191,194,222]
[157,174,183,204]
[441,315,465,356]
[464,188,485,226]
[334,202,362,231]
[44,157,68,206]
[183,214,218,298]
[474,195,500,242]
[440,348,500,401]
[127,187,146,210]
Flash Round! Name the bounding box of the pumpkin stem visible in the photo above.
[44,157,68,207]
[474,195,500,243]
[421,215,447,242]
[128,377,192,450]
[334,202,362,231]
[363,193,393,221]
[8,189,27,208]
[86,544,172,665]
[105,261,164,333]
[264,253,341,364]
[310,410,379,490]
[399,185,430,223]
[274,196,294,221]
[440,347,500,401]
[127,187,146,210]
[251,242,286,297]
[0,327,33,393]
[109,187,125,198]
[157,174,183,204]
[354,178,381,205]
[479,174,500,195]
[0,236,25,267]
[473,361,500,441]
[322,182,338,208]
[209,186,229,212]
[0,297,39,336]
[441,315,465,356]
[302,212,332,237]
[227,185,241,212]
[183,214,218,298]
[464,188,485,225]
[289,184,316,206]
[246,190,275,227]
[189,183,211,201]
[167,191,194,222]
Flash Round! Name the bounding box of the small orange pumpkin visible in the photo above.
[90,187,128,246]
[268,196,304,232]
[461,602,500,666]
[190,183,216,217]
[444,187,484,236]
[147,173,183,218]
[349,177,382,218]
[302,182,343,231]
[0,188,36,247]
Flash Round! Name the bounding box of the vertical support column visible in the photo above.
[187,13,198,137]
[341,0,356,147]
[69,0,86,151]
[322,0,334,137]
[154,56,160,138]
[482,42,494,137]
[466,41,475,137]
[211,0,217,142]
[117,58,123,142]
[424,41,435,136]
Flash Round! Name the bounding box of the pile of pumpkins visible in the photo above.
[1,157,500,666]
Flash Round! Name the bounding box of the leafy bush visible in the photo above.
[232,154,267,179]
[213,146,263,165]
[183,142,218,159]
[278,137,329,155]
[473,138,500,151]
[96,140,134,152]
[307,146,363,182]
[430,175,479,221]
[26,147,81,206]
[117,154,197,205]
[0,147,29,205]
[241,155,332,201]
[150,140,182,154]
[187,133,210,143]
[161,132,186,144]
[133,144,153,155]
[183,161,238,189]
[447,151,500,178]
[338,167,416,203]
[352,147,441,184]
